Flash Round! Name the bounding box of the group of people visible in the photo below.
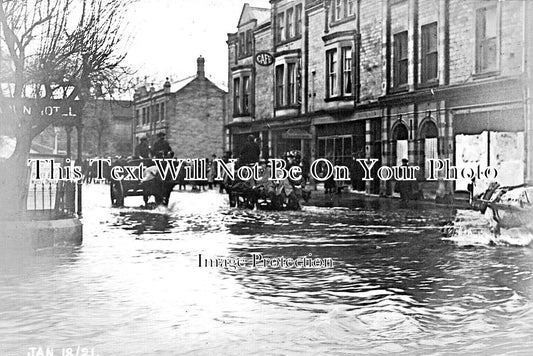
[135,132,173,159]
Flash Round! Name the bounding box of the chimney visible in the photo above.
[197,56,205,78]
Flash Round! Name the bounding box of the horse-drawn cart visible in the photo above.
[109,158,177,207]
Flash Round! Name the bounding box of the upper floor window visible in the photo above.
[159,102,165,121]
[242,76,250,114]
[154,103,159,123]
[277,13,286,43]
[342,47,353,95]
[276,4,303,44]
[275,65,285,107]
[331,0,355,23]
[295,5,303,37]
[136,110,141,126]
[326,44,354,99]
[334,0,343,21]
[246,30,253,56]
[233,77,241,114]
[326,49,338,97]
[237,30,253,58]
[421,22,438,83]
[393,31,408,88]
[287,8,294,39]
[476,5,498,73]
[238,33,245,57]
[287,63,297,105]
[275,61,300,109]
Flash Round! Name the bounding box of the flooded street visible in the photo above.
[2,184,533,355]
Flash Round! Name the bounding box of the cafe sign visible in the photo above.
[255,52,274,66]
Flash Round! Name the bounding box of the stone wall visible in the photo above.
[168,77,226,158]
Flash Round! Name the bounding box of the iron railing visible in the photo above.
[26,180,80,219]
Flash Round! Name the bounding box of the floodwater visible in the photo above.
[1,184,533,355]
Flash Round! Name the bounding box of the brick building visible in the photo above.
[227,0,533,199]
[133,57,227,159]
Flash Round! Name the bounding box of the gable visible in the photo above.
[238,3,270,28]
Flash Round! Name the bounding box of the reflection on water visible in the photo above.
[1,185,533,355]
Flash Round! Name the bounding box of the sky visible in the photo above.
[123,0,270,89]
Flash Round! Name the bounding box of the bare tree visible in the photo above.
[0,0,131,219]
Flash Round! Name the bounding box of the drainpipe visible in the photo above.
[523,0,533,184]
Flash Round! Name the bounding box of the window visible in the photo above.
[421,22,438,83]
[146,106,150,124]
[246,30,253,56]
[136,110,141,126]
[142,108,146,125]
[347,0,355,17]
[277,13,285,43]
[393,31,408,88]
[295,5,302,37]
[154,103,159,123]
[287,63,296,105]
[331,0,355,23]
[243,75,250,114]
[335,0,343,21]
[326,49,338,97]
[233,77,240,114]
[276,65,285,107]
[159,103,165,121]
[476,5,498,73]
[342,46,353,95]
[238,33,245,57]
[287,8,294,39]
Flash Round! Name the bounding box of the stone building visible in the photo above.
[133,57,227,159]
[227,0,533,200]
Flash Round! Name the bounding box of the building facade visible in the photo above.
[133,57,227,158]
[227,0,533,199]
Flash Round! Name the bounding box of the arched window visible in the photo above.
[392,123,409,166]
[419,120,438,177]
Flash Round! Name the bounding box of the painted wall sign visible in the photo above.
[255,52,274,66]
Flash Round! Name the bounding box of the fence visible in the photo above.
[26,180,80,220]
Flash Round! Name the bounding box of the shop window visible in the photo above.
[476,5,498,73]
[421,22,438,83]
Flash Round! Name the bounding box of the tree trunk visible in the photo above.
[0,122,32,220]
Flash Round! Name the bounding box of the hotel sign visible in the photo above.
[0,99,83,124]
[255,52,274,66]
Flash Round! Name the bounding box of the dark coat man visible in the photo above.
[135,137,151,158]
[151,132,172,158]
[239,135,260,164]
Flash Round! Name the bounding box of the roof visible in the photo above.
[238,3,270,28]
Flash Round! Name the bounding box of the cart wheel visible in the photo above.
[110,180,125,207]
